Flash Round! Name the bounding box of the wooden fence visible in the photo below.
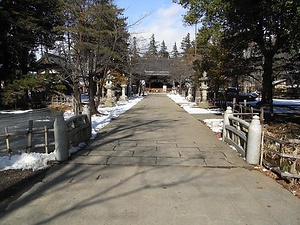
[51,95,73,106]
[0,120,55,157]
[262,135,300,180]
[227,98,263,122]
[1,110,91,158]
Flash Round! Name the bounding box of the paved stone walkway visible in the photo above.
[0,94,299,225]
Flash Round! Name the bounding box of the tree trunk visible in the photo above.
[73,87,81,115]
[261,52,274,115]
[72,73,81,115]
[89,74,98,115]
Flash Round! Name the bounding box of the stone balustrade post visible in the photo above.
[54,113,69,161]
[222,106,233,141]
[82,105,92,136]
[246,115,262,164]
[119,84,128,101]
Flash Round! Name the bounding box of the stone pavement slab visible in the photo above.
[0,94,299,225]
[1,164,299,225]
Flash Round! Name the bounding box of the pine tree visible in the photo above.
[171,42,179,58]
[130,37,139,59]
[0,0,64,108]
[176,0,300,108]
[0,0,64,79]
[129,36,140,73]
[145,34,158,57]
[181,33,192,56]
[159,40,169,58]
[60,0,129,114]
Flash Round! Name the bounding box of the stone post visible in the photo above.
[172,80,177,94]
[222,107,233,141]
[82,105,92,136]
[246,115,262,164]
[127,81,132,98]
[54,113,69,161]
[82,105,90,121]
[201,83,208,102]
[119,84,128,101]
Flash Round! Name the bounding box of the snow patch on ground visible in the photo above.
[0,96,143,171]
[0,110,33,114]
[167,94,222,115]
[203,119,223,133]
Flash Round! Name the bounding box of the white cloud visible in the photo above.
[130,4,195,53]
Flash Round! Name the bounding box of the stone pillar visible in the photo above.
[119,84,128,101]
[201,87,208,102]
[54,114,69,161]
[246,115,262,164]
[171,80,177,94]
[222,107,233,141]
[82,105,92,135]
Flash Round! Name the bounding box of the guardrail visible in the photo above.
[222,106,300,181]
[222,114,249,157]
[54,106,91,161]
[66,115,91,146]
[222,107,262,164]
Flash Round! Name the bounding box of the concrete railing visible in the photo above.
[222,107,262,164]
[54,106,91,161]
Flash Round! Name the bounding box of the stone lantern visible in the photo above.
[185,78,194,102]
[119,82,128,102]
[199,71,209,102]
[104,70,116,107]
[198,71,209,108]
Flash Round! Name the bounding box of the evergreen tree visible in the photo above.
[60,0,129,114]
[145,34,158,57]
[180,33,192,56]
[130,37,140,59]
[176,0,300,108]
[129,36,141,74]
[171,42,180,58]
[0,0,64,108]
[0,0,64,80]
[159,40,169,58]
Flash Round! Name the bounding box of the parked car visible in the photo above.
[225,87,258,101]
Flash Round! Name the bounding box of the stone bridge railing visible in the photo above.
[222,107,262,164]
[54,106,91,161]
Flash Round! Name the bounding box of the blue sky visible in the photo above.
[115,0,195,52]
